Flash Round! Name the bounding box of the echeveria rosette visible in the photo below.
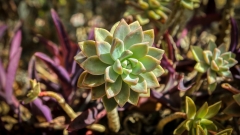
[124,0,171,25]
[74,19,165,112]
[180,0,200,10]
[191,41,238,93]
[174,97,222,135]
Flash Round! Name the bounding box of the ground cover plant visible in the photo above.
[0,0,240,135]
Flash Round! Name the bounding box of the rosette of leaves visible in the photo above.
[125,0,171,25]
[75,19,165,112]
[191,41,238,93]
[174,97,222,135]
[180,0,200,10]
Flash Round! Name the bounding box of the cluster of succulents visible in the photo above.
[124,0,171,25]
[75,19,165,112]
[191,41,238,93]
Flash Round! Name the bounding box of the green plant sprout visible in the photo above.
[74,19,165,132]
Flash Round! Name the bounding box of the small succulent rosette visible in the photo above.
[124,0,171,25]
[191,41,238,93]
[75,19,164,112]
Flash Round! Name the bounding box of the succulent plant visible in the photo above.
[191,41,238,93]
[124,0,171,25]
[180,0,200,10]
[174,97,222,135]
[22,79,41,104]
[74,19,165,112]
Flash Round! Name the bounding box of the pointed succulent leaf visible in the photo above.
[212,48,221,60]
[114,82,130,107]
[147,47,164,60]
[102,96,118,112]
[119,50,133,60]
[173,120,187,135]
[139,55,159,72]
[186,96,196,119]
[194,62,209,73]
[113,19,130,41]
[208,82,217,94]
[204,101,221,119]
[208,40,217,52]
[139,88,150,97]
[203,51,212,65]
[129,21,141,31]
[110,21,120,34]
[210,60,219,71]
[128,90,140,105]
[94,28,112,43]
[82,73,105,87]
[122,73,139,85]
[221,52,231,60]
[105,66,119,83]
[138,0,149,9]
[152,65,165,77]
[233,93,240,106]
[143,29,154,46]
[110,38,124,60]
[128,58,138,67]
[218,44,227,54]
[207,69,216,84]
[184,119,192,131]
[113,59,123,74]
[91,84,106,100]
[191,46,204,62]
[196,102,209,119]
[227,58,238,67]
[124,27,143,49]
[131,61,146,75]
[77,71,88,88]
[216,129,232,135]
[74,52,87,65]
[105,77,122,98]
[130,76,147,93]
[129,42,149,59]
[96,41,114,64]
[215,57,223,67]
[196,125,206,135]
[79,40,96,57]
[140,72,159,88]
[218,70,232,78]
[81,56,109,75]
[200,119,217,131]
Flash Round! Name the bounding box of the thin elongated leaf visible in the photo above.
[216,129,232,135]
[196,102,208,119]
[185,97,196,119]
[233,93,240,106]
[177,75,194,91]
[204,101,221,119]
[197,125,206,135]
[173,121,187,135]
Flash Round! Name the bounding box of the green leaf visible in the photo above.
[121,73,139,85]
[143,29,154,46]
[212,48,221,60]
[204,101,221,119]
[194,62,209,73]
[140,72,159,88]
[128,58,138,67]
[152,65,165,77]
[77,71,88,88]
[130,76,147,93]
[82,73,105,87]
[102,96,118,112]
[105,77,122,98]
[128,90,140,105]
[227,58,238,67]
[94,28,112,43]
[202,50,212,65]
[129,21,141,31]
[221,52,231,60]
[196,102,209,119]
[113,59,123,74]
[155,9,168,20]
[147,47,164,60]
[81,56,109,75]
[129,42,149,59]
[74,52,87,65]
[185,96,196,119]
[223,102,240,117]
[124,27,143,49]
[131,61,146,75]
[79,40,97,57]
[110,38,124,60]
[233,93,240,106]
[139,88,150,97]
[211,60,219,71]
[96,41,114,64]
[196,125,206,135]
[173,121,187,135]
[216,129,233,135]
[208,40,217,52]
[114,82,130,107]
[113,19,130,41]
[110,21,120,34]
[184,119,192,131]
[105,66,119,83]
[139,55,159,72]
[23,80,41,104]
[181,0,194,10]
[218,44,227,54]
[91,84,106,100]
[148,10,161,20]
[217,70,232,78]
[207,69,216,84]
[208,82,217,94]
[119,50,133,60]
[200,119,217,131]
[136,15,150,25]
[191,46,204,62]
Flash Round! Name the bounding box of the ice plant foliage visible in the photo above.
[191,41,238,93]
[174,97,222,135]
[75,19,164,112]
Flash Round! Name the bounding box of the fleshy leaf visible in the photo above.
[110,21,120,34]
[128,58,138,67]
[96,41,114,64]
[131,61,146,75]
[113,19,130,41]
[82,73,105,87]
[129,42,149,59]
[147,47,164,60]
[105,77,122,98]
[139,55,159,72]
[203,50,212,65]
[194,62,209,73]
[140,72,159,88]
[114,82,130,107]
[119,50,133,60]
[143,29,154,46]
[196,125,206,135]
[181,0,194,10]
[191,46,204,62]
[91,84,106,100]
[81,56,109,75]
[148,10,160,20]
[139,88,150,97]
[79,40,97,57]
[186,96,196,119]
[77,71,88,88]
[124,27,143,49]
[152,65,165,77]
[227,58,238,67]
[130,76,147,93]
[129,21,141,31]
[105,66,119,83]
[200,119,217,131]
[233,93,240,106]
[74,52,87,65]
[212,48,221,60]
[94,28,112,43]
[211,60,219,71]
[204,101,221,119]
[208,82,217,94]
[207,69,216,84]
[128,90,140,105]
[208,40,217,52]
[196,102,208,119]
[113,59,123,74]
[110,38,124,60]
[173,121,187,135]
[122,73,139,85]
[102,96,118,112]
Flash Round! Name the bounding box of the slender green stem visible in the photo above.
[107,107,120,132]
